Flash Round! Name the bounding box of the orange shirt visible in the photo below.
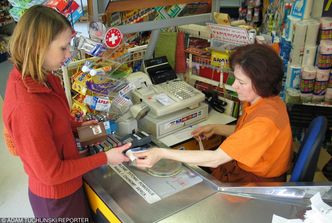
[220,96,292,178]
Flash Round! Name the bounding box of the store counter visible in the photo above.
[83,162,332,223]
[83,111,332,223]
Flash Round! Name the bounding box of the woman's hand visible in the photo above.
[134,147,164,169]
[81,119,98,127]
[191,124,215,140]
[105,143,131,165]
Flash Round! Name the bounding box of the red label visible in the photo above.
[104,27,123,48]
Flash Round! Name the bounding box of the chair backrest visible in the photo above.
[290,116,328,182]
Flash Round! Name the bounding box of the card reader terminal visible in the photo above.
[121,131,152,148]
[124,146,150,162]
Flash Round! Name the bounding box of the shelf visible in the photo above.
[190,73,219,86]
[0,6,11,12]
[0,19,14,27]
[189,74,235,92]
[191,61,232,73]
[104,0,210,15]
[178,24,211,40]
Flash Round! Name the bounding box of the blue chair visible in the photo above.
[290,116,328,182]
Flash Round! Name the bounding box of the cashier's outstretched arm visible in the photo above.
[134,147,232,168]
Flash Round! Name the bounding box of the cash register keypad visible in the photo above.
[159,81,197,100]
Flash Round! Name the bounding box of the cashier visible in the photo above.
[135,44,292,183]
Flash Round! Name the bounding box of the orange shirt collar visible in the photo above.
[242,97,264,114]
[237,97,276,129]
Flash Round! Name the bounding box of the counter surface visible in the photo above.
[83,163,332,223]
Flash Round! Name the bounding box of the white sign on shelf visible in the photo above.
[208,23,250,45]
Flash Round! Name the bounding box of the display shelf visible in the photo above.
[102,0,210,22]
[0,0,12,59]
[0,0,14,28]
[62,42,148,108]
[189,74,235,91]
[87,0,218,59]
[0,6,10,12]
[186,48,236,94]
[61,56,125,107]
[178,24,211,40]
[0,18,14,27]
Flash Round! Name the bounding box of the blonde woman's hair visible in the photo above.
[8,5,72,83]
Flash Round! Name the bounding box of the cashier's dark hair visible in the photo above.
[229,44,283,97]
[8,5,72,83]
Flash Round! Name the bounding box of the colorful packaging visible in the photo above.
[313,81,328,95]
[286,63,301,89]
[210,50,230,68]
[320,17,332,40]
[72,71,91,95]
[78,36,106,57]
[71,100,90,115]
[300,66,316,93]
[317,40,332,69]
[45,0,83,25]
[84,95,111,112]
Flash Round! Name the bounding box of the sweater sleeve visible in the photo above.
[9,102,107,186]
[70,117,82,132]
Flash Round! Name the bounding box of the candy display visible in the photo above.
[8,0,46,21]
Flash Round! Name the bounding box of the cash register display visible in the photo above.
[135,56,205,117]
[144,56,177,84]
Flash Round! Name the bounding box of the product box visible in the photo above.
[210,50,230,68]
[77,122,107,147]
[46,0,82,24]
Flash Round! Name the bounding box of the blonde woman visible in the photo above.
[3,5,131,218]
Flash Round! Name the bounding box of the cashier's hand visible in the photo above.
[191,124,215,140]
[134,147,163,169]
[105,143,131,165]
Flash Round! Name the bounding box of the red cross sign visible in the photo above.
[104,27,123,48]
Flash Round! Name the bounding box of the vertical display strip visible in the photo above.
[109,164,161,204]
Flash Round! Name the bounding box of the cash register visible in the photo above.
[130,56,208,139]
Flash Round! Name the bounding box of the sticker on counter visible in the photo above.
[109,164,161,204]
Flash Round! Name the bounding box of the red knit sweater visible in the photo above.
[2,67,107,199]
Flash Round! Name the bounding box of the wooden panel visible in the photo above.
[87,0,94,21]
[105,0,210,14]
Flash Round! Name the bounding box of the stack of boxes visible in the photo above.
[284,0,332,104]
